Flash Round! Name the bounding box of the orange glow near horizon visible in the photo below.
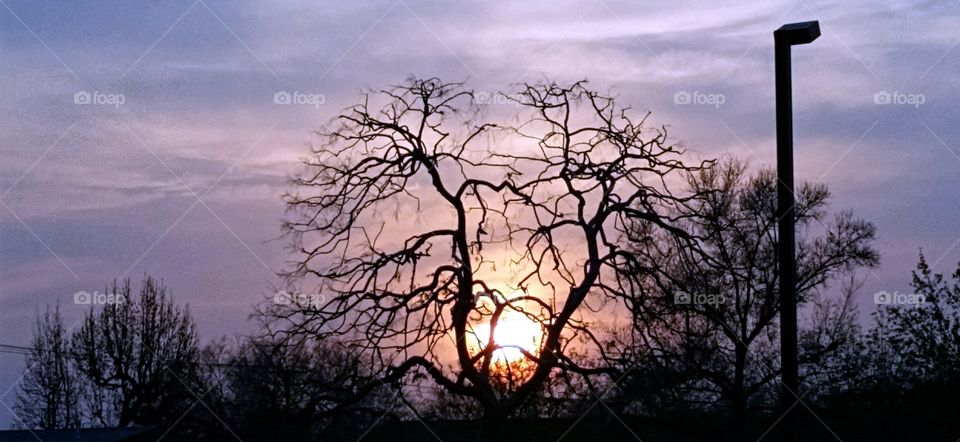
[472,309,543,363]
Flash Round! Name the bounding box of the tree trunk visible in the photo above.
[733,343,748,442]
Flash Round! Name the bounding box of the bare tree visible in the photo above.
[273,78,710,420]
[14,306,80,429]
[71,276,200,427]
[423,351,597,420]
[798,277,868,400]
[617,158,878,437]
[186,336,386,440]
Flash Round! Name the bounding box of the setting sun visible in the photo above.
[472,311,544,363]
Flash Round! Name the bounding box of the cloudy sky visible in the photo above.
[1,0,958,426]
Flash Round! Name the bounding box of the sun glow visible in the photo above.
[472,310,544,363]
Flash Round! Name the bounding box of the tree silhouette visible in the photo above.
[71,276,200,427]
[185,336,386,440]
[14,306,80,430]
[616,159,878,437]
[870,253,960,383]
[273,77,710,420]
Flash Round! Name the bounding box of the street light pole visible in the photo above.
[774,20,819,442]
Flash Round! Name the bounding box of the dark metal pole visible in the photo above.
[774,20,819,442]
[775,38,798,442]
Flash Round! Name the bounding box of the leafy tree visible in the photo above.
[869,253,960,384]
[808,255,960,441]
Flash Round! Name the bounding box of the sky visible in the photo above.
[1,0,959,427]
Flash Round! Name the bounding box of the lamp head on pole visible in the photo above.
[775,21,821,45]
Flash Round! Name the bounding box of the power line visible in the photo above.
[0,342,368,372]
[0,343,34,356]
